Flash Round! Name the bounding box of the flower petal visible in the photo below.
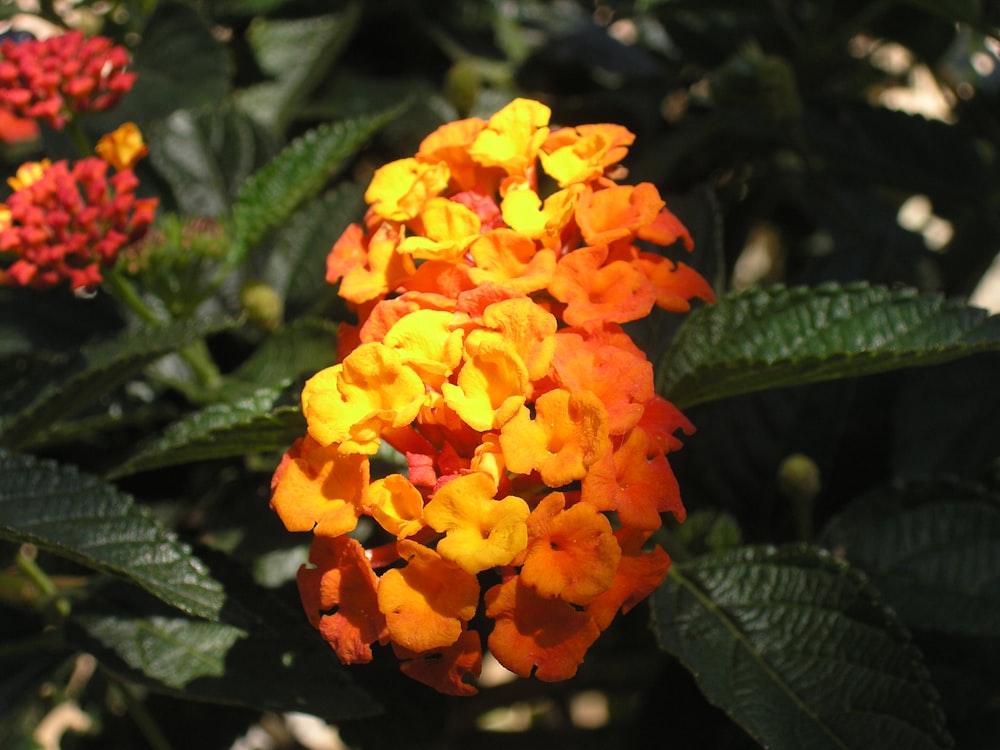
[424,472,529,574]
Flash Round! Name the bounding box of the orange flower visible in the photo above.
[365,157,450,222]
[485,576,601,681]
[394,630,483,697]
[549,326,653,435]
[548,245,657,328]
[540,123,635,187]
[95,122,148,171]
[424,472,529,574]
[500,388,610,487]
[297,535,387,664]
[581,427,685,531]
[364,474,425,539]
[377,540,480,653]
[586,529,672,630]
[301,342,425,453]
[518,492,621,604]
[275,96,713,694]
[270,436,368,537]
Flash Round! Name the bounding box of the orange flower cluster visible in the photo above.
[271,98,713,695]
[0,31,136,130]
[0,125,156,290]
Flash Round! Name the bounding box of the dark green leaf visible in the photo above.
[0,317,238,450]
[652,545,954,750]
[68,582,380,721]
[113,2,231,125]
[231,106,403,255]
[237,5,362,133]
[225,317,338,396]
[259,183,366,316]
[0,452,224,620]
[658,283,1000,408]
[107,389,305,479]
[148,105,274,217]
[819,478,1000,637]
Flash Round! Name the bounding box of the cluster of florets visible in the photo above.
[0,30,136,130]
[270,98,714,695]
[0,124,155,290]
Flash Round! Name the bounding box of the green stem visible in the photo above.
[66,117,93,159]
[103,268,164,325]
[16,545,71,619]
[103,269,223,389]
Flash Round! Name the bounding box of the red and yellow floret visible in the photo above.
[271,97,714,695]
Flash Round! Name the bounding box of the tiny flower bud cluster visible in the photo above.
[270,98,714,695]
[0,147,156,290]
[0,30,136,130]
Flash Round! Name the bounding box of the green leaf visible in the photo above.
[148,105,274,218]
[652,545,954,750]
[0,452,225,620]
[230,106,402,256]
[225,317,338,396]
[68,584,380,721]
[658,283,1000,408]
[0,317,238,451]
[110,2,231,126]
[107,389,305,479]
[259,183,366,316]
[237,4,362,133]
[819,478,1000,638]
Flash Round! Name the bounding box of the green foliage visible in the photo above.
[1,1,999,748]
[0,452,225,620]
[659,283,1000,408]
[652,545,954,750]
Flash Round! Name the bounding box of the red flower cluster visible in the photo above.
[0,156,156,290]
[0,31,136,130]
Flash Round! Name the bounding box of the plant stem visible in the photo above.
[66,117,93,159]
[16,544,71,618]
[103,269,224,390]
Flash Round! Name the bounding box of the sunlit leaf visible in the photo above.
[658,283,1000,408]
[652,545,954,750]
[230,106,403,257]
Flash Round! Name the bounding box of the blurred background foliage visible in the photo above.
[1,0,999,748]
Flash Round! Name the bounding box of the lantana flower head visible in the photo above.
[0,126,156,290]
[0,30,136,130]
[271,98,714,695]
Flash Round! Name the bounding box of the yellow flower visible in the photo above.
[7,159,51,191]
[424,471,529,574]
[95,122,148,171]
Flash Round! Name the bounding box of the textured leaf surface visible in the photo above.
[658,283,1000,408]
[819,479,1000,637]
[652,545,953,750]
[69,585,380,721]
[148,105,272,218]
[0,452,224,619]
[0,317,237,450]
[108,389,304,479]
[237,6,360,133]
[231,106,401,254]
